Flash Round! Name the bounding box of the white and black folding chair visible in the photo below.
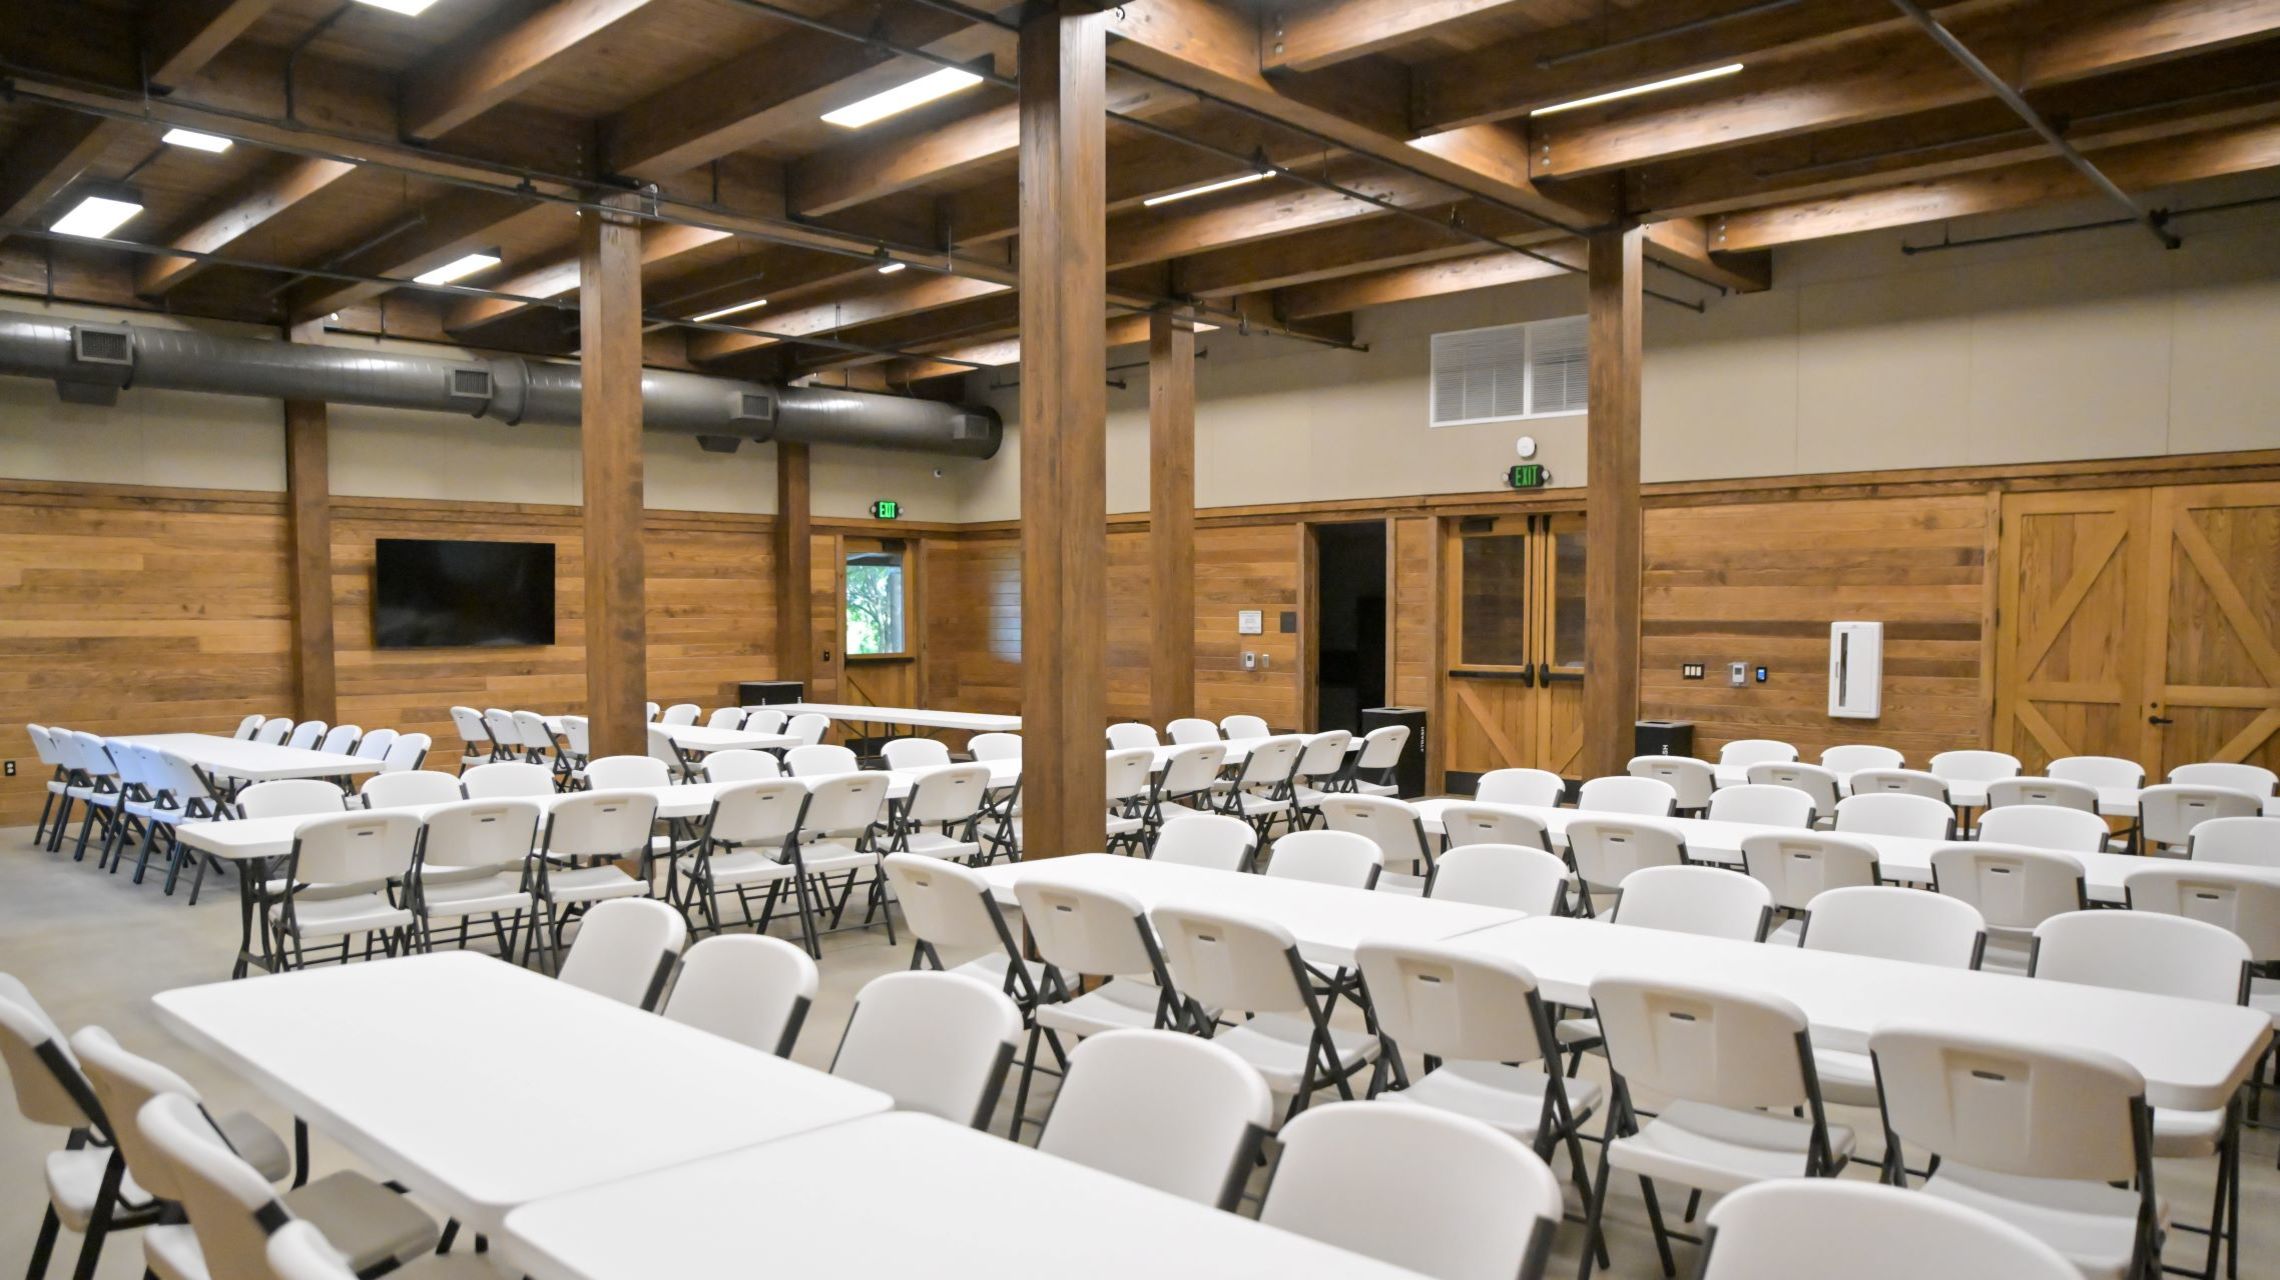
[830,971,1021,1129]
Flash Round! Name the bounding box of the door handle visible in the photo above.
[1520,663,1535,688]
[2147,715,2174,726]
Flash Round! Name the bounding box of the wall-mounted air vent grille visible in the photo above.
[72,326,132,366]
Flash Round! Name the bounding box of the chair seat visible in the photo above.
[1554,1015,1602,1049]
[1978,933,2034,975]
[541,864,650,904]
[1104,814,1146,838]
[682,849,795,888]
[283,1172,442,1271]
[900,832,982,862]
[45,1149,151,1229]
[1607,1099,1855,1196]
[1225,794,1293,820]
[1352,780,1398,797]
[1921,1163,2162,1280]
[1766,916,1806,946]
[272,892,414,939]
[949,952,1046,999]
[213,1109,293,1183]
[1207,1013,1379,1096]
[1384,1060,1602,1142]
[418,873,534,919]
[1035,978,1176,1039]
[1811,1046,1881,1109]
[794,840,878,875]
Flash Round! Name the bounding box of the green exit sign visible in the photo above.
[1508,463,1550,489]
[870,499,900,520]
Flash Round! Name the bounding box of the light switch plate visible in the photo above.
[1682,663,1705,680]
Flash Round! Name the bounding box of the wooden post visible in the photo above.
[1018,2,1109,859]
[1148,308,1196,728]
[775,441,813,687]
[580,192,647,758]
[1583,225,1644,779]
[281,343,336,724]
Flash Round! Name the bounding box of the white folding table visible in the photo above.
[498,1111,1427,1280]
[154,953,891,1234]
[113,733,381,782]
[650,723,798,753]
[1450,915,2271,1113]
[774,702,1022,736]
[973,852,1519,966]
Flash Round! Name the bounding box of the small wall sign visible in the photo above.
[870,499,900,519]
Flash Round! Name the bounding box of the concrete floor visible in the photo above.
[1,822,2275,1279]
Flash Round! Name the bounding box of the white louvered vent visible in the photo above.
[1429,315,1589,426]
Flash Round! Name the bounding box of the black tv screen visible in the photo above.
[372,539,555,649]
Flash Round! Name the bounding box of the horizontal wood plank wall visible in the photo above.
[1639,494,1989,765]
[928,535,1022,714]
[0,481,294,826]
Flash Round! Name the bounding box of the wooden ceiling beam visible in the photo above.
[1105,162,1453,270]
[875,314,1152,385]
[687,273,1011,363]
[1172,200,1562,296]
[441,222,730,332]
[136,156,358,296]
[1261,0,1549,74]
[1640,216,1769,293]
[1532,0,2280,179]
[402,0,659,141]
[1713,116,2280,250]
[0,112,116,232]
[1275,246,1579,319]
[142,0,286,89]
[285,189,552,321]
[788,293,1028,374]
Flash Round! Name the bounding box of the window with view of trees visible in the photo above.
[845,543,908,656]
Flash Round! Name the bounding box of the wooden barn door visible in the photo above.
[2143,483,2280,777]
[1443,512,1587,781]
[1993,490,2153,772]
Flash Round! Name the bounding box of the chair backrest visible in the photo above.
[2033,908,2250,1002]
[417,798,542,873]
[883,854,1017,956]
[2047,754,2145,791]
[557,898,686,1010]
[1436,803,1553,853]
[660,702,700,726]
[460,761,555,798]
[1151,906,1309,1015]
[1744,761,1841,818]
[72,730,118,780]
[1151,813,1257,872]
[1833,791,1953,840]
[447,706,489,746]
[1566,816,1686,892]
[1166,717,1221,744]
[72,1026,209,1203]
[1012,881,1160,978]
[1708,783,1816,829]
[1821,743,1904,775]
[381,732,430,772]
[24,724,60,768]
[1231,735,1306,790]
[1293,730,1353,782]
[1315,794,1430,873]
[1355,939,1552,1066]
[1105,722,1161,750]
[0,975,96,1129]
[1474,766,1564,807]
[231,714,264,741]
[1738,831,1881,913]
[1626,755,1714,810]
[1264,829,1382,888]
[741,707,788,734]
[481,709,518,748]
[1354,723,1411,771]
[351,727,397,760]
[1985,775,2099,813]
[1974,803,2110,853]
[513,710,556,749]
[2187,816,2280,868]
[1038,1030,1272,1210]
[968,731,1022,761]
[2126,864,2280,962]
[543,790,661,860]
[787,712,830,746]
[2141,783,2266,850]
[1220,714,1271,741]
[801,772,888,836]
[1799,885,1984,968]
[1260,1102,1562,1280]
[2170,761,2279,797]
[1427,845,1569,914]
[315,724,360,755]
[704,778,809,848]
[253,717,294,745]
[358,769,463,808]
[1577,774,1676,817]
[265,1220,358,1280]
[1845,767,1951,804]
[1697,1180,2079,1280]
[1869,1026,2144,1183]
[904,763,991,826]
[236,778,346,819]
[1105,747,1156,804]
[1613,865,1771,940]
[662,935,818,1056]
[703,748,783,783]
[157,751,218,811]
[1929,843,2084,930]
[287,811,421,888]
[1592,971,1812,1109]
[1929,749,2020,784]
[880,737,953,770]
[787,743,861,777]
[645,701,661,722]
[1720,738,1798,770]
[1157,742,1228,796]
[830,971,1020,1128]
[138,1092,283,1280]
[705,706,747,729]
[585,754,672,791]
[646,724,690,777]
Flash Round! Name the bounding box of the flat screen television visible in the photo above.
[372,538,555,649]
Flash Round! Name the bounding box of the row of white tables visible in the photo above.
[112,733,382,783]
[1713,761,2276,819]
[773,701,1025,735]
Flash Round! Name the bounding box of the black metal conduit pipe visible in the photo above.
[1900,191,2280,256]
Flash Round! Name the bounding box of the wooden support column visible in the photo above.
[281,330,335,722]
[1148,308,1196,727]
[1582,225,1644,780]
[581,193,648,758]
[1018,2,1110,859]
[775,441,813,685]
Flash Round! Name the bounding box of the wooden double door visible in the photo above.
[1443,512,1589,779]
[1995,483,2280,777]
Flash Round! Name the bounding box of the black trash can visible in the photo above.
[1358,706,1428,798]
[737,680,804,706]
[1635,719,1695,758]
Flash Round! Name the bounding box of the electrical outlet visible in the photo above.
[2,761,12,777]
[1242,651,1257,671]
[1682,663,1705,680]
[1729,662,1748,687]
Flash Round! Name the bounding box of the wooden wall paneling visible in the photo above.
[579,191,647,758]
[1582,225,1644,780]
[282,393,336,723]
[809,532,844,706]
[2142,482,2280,776]
[1388,515,1440,783]
[1193,523,1303,728]
[640,518,777,712]
[1106,527,1154,722]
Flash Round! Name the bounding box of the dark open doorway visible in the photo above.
[1313,521,1388,734]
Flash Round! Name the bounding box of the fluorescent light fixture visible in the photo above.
[413,251,501,286]
[351,0,442,14]
[161,128,233,153]
[877,261,908,275]
[1142,170,1269,208]
[1193,321,1219,332]
[821,67,983,128]
[1529,63,1743,116]
[690,297,769,323]
[50,188,143,239]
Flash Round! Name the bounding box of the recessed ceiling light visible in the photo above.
[690,297,769,323]
[50,188,143,239]
[1528,64,1744,117]
[821,67,984,129]
[1142,171,1270,208]
[161,128,233,153]
[413,251,501,286]
[877,262,908,275]
[350,0,442,14]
